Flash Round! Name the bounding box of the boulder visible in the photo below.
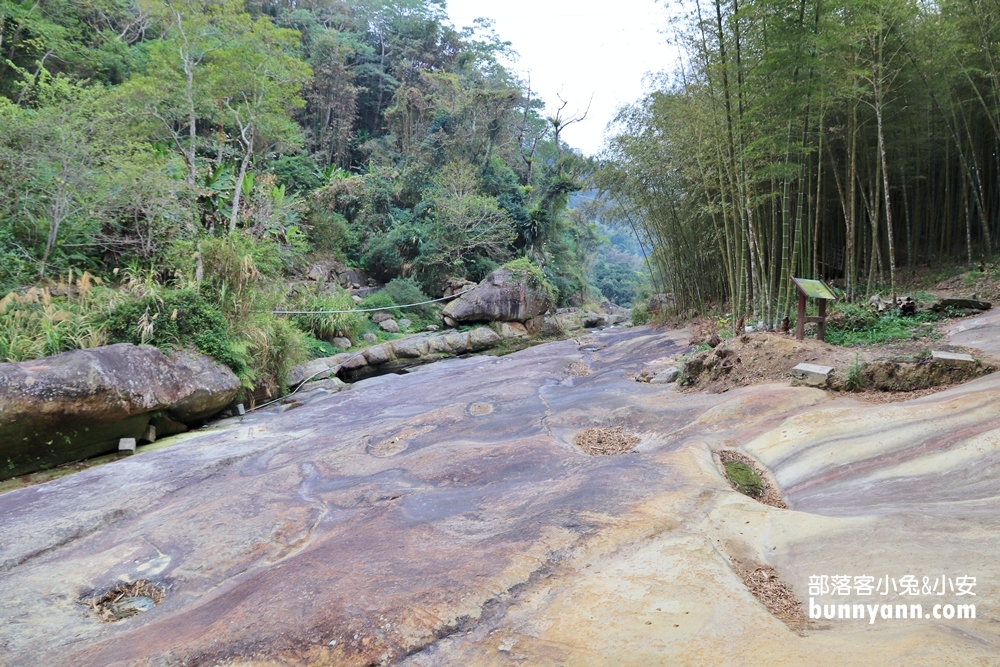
[379,319,400,333]
[336,268,368,289]
[150,414,189,438]
[469,327,502,351]
[650,368,680,384]
[363,333,377,344]
[332,337,352,350]
[165,349,241,423]
[441,276,477,298]
[373,311,393,324]
[391,337,429,359]
[493,322,529,339]
[306,264,329,281]
[443,332,471,353]
[399,318,412,330]
[365,344,394,366]
[0,344,237,479]
[441,268,552,324]
[443,316,457,328]
[427,335,452,354]
[339,354,368,372]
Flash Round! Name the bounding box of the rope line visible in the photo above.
[263,286,475,315]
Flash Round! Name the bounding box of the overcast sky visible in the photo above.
[444,0,681,156]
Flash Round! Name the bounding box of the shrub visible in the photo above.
[381,277,434,318]
[631,301,651,325]
[361,234,403,282]
[308,209,360,259]
[104,290,251,379]
[359,290,402,319]
[303,336,340,359]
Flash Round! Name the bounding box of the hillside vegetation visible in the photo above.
[0,0,645,394]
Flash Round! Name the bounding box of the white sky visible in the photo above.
[445,0,681,156]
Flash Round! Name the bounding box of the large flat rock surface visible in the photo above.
[2,326,999,666]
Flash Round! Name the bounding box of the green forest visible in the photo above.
[0,0,644,394]
[4,0,998,394]
[602,0,1000,326]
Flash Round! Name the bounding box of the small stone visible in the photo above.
[141,425,156,443]
[931,351,976,367]
[363,333,377,344]
[425,324,439,332]
[378,319,399,333]
[119,438,136,453]
[650,367,680,384]
[235,403,245,416]
[398,318,412,330]
[332,337,352,349]
[443,316,457,328]
[351,295,362,304]
[791,363,834,387]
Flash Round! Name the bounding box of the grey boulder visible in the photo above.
[441,268,551,323]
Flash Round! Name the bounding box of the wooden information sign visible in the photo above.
[791,277,837,341]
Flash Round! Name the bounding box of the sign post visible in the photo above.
[791,277,837,341]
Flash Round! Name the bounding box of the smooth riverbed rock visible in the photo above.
[441,267,552,323]
[6,325,1000,665]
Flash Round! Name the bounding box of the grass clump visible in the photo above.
[724,461,765,498]
[845,354,867,391]
[0,273,108,362]
[289,285,365,342]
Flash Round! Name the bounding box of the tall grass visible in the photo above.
[0,273,107,362]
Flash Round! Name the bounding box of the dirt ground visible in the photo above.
[643,294,998,400]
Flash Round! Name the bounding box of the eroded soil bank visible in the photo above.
[2,316,1000,666]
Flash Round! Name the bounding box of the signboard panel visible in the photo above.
[791,277,837,300]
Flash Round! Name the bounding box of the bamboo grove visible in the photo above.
[600,0,1000,326]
